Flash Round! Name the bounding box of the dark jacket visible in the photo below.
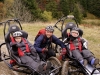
[34,35,66,52]
[10,38,40,60]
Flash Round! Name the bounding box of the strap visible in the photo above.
[10,37,15,43]
[78,38,82,51]
[70,37,82,51]
[22,38,30,52]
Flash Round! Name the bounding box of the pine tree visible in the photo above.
[0,0,4,2]
[45,0,58,18]
[22,0,41,21]
[68,0,75,13]
[87,0,100,17]
[73,5,81,24]
[60,0,69,16]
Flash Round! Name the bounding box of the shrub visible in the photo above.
[41,11,53,22]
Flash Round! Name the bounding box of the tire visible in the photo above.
[48,57,61,74]
[61,61,69,75]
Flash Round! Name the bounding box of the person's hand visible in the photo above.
[59,54,66,61]
[61,48,67,55]
[10,42,17,46]
[59,48,67,60]
[42,48,48,53]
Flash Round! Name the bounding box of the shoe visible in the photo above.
[37,65,44,73]
[80,59,87,66]
[47,61,52,69]
[83,59,88,66]
[44,61,51,70]
[91,58,99,66]
[93,58,99,66]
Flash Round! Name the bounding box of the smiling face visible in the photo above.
[71,30,79,38]
[14,36,22,43]
[45,30,53,38]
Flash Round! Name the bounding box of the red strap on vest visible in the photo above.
[70,38,82,51]
[10,37,30,56]
[22,38,30,52]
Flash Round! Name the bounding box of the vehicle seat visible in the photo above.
[62,22,77,39]
[5,25,28,65]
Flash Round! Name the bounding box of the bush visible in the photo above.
[41,11,53,22]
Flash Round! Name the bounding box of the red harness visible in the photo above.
[10,37,30,56]
[69,38,82,51]
[67,33,82,51]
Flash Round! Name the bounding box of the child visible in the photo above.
[10,31,51,73]
[65,27,99,66]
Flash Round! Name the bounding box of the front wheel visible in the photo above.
[61,61,69,75]
[48,57,61,75]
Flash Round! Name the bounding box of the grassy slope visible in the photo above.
[0,21,100,58]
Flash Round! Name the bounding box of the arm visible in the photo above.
[52,35,66,48]
[34,35,44,52]
[81,37,88,49]
[10,42,16,46]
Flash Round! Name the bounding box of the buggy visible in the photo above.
[53,15,100,75]
[0,19,61,75]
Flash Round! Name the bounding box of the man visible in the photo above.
[34,26,66,60]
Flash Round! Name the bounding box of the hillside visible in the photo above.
[0,0,100,22]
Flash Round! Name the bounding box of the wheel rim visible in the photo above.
[48,57,61,74]
[61,61,69,75]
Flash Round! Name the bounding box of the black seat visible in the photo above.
[62,22,77,39]
[5,25,28,65]
[78,28,83,37]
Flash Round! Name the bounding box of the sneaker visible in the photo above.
[44,61,51,70]
[83,59,88,66]
[80,59,87,66]
[37,65,44,73]
[93,58,99,66]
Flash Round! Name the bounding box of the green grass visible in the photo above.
[81,19,100,26]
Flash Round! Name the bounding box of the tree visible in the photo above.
[46,0,58,18]
[87,0,100,17]
[73,5,81,24]
[0,2,4,20]
[59,0,69,16]
[68,0,75,13]
[22,0,41,21]
[0,0,4,2]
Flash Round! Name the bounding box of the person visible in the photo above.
[34,26,67,60]
[64,27,99,66]
[10,31,51,73]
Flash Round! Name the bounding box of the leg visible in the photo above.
[20,55,41,71]
[72,49,83,61]
[72,49,87,66]
[38,52,47,60]
[46,48,56,59]
[82,50,94,62]
[82,49,99,66]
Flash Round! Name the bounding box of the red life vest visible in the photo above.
[67,33,82,51]
[10,37,30,57]
[69,38,82,51]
